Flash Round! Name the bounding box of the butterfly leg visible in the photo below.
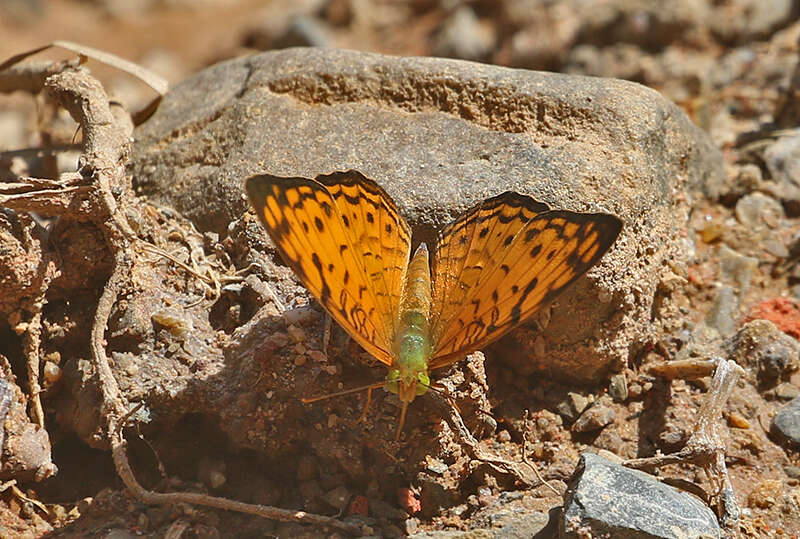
[322,313,332,355]
[354,387,373,425]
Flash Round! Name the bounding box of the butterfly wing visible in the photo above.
[429,192,622,369]
[246,171,412,365]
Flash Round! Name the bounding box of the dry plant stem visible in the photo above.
[111,443,362,535]
[18,214,56,429]
[0,60,82,95]
[625,357,743,526]
[37,66,364,535]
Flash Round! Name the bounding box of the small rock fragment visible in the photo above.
[747,479,783,509]
[556,392,589,422]
[718,245,758,294]
[346,494,368,517]
[151,307,193,340]
[705,285,737,337]
[774,382,800,400]
[727,319,800,386]
[398,487,421,515]
[572,403,616,433]
[727,411,750,429]
[286,324,306,343]
[764,133,800,214]
[772,396,800,448]
[323,485,351,512]
[608,373,628,402]
[561,452,720,538]
[734,192,784,230]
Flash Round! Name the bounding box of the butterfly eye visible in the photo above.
[386,370,400,394]
[415,373,430,396]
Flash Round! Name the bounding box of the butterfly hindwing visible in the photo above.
[245,171,412,365]
[429,193,622,369]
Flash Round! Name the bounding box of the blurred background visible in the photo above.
[1,0,798,150]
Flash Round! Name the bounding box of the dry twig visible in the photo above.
[626,357,744,525]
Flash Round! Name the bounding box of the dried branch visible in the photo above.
[626,357,744,526]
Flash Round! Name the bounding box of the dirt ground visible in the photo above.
[2,0,800,537]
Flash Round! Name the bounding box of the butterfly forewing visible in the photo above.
[429,194,622,369]
[429,192,549,348]
[245,171,412,365]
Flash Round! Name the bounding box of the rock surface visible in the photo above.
[727,319,800,386]
[561,452,720,538]
[132,47,722,381]
[772,396,800,448]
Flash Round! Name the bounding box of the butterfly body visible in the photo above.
[245,170,622,438]
[388,242,433,423]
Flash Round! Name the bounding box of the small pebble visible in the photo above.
[323,485,351,512]
[774,383,800,400]
[572,404,616,432]
[608,373,628,402]
[727,411,750,429]
[772,396,800,448]
[287,324,306,343]
[783,465,800,479]
[747,479,782,509]
[705,285,737,337]
[556,392,589,422]
[347,495,368,517]
[43,361,62,384]
[307,350,327,362]
[497,429,511,442]
[425,456,448,474]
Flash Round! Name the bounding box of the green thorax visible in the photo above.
[387,243,432,403]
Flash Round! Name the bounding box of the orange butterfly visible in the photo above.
[246,170,622,437]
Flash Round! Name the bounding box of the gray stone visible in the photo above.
[561,452,721,538]
[433,6,494,62]
[727,319,800,386]
[556,392,590,422]
[131,48,722,382]
[609,373,628,402]
[572,403,616,433]
[763,132,800,214]
[718,245,758,294]
[772,396,800,448]
[704,285,737,338]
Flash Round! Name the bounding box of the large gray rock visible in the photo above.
[561,452,720,538]
[131,47,722,381]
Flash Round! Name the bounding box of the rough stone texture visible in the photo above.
[727,319,800,387]
[772,396,800,448]
[131,47,722,381]
[561,452,721,538]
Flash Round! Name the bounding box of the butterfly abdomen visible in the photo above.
[391,243,433,384]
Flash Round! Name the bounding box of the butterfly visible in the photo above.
[245,170,622,438]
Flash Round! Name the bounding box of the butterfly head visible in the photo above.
[386,368,430,402]
[386,367,430,439]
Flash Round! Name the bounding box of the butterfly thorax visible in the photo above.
[388,243,433,405]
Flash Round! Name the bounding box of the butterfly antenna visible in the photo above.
[301,380,386,404]
[396,400,410,441]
